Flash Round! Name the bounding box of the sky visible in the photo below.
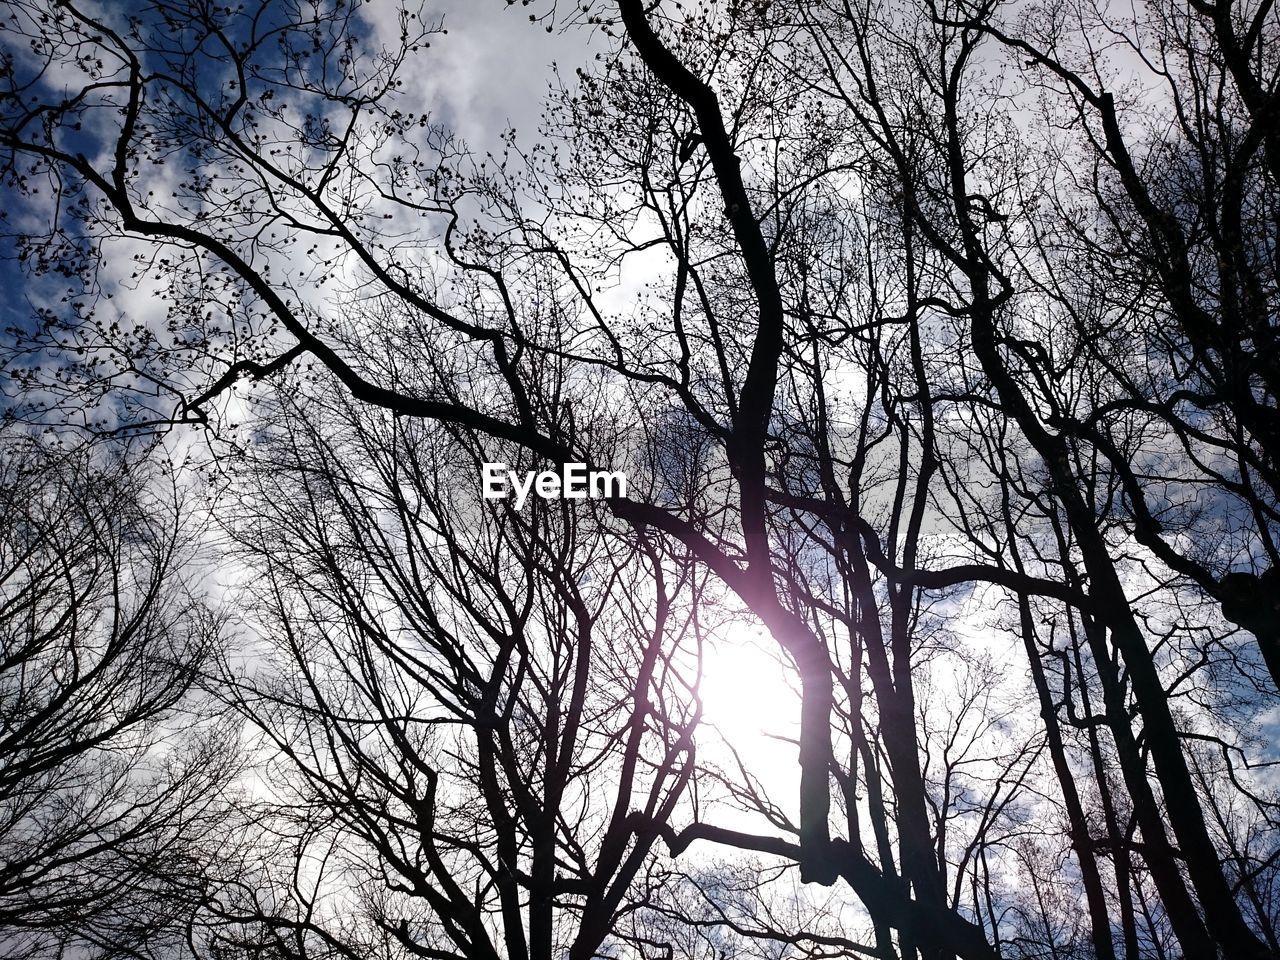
[392,0,598,156]
[7,4,1280,956]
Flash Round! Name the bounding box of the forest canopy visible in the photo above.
[2,0,1279,958]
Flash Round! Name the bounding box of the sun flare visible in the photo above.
[698,625,801,741]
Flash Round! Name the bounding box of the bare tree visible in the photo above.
[4,1,1280,958]
[0,432,231,959]
[188,385,705,960]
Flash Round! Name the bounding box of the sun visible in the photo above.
[696,622,803,787]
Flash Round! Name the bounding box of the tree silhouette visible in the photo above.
[191,390,705,960]
[2,0,1278,957]
[0,433,230,959]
